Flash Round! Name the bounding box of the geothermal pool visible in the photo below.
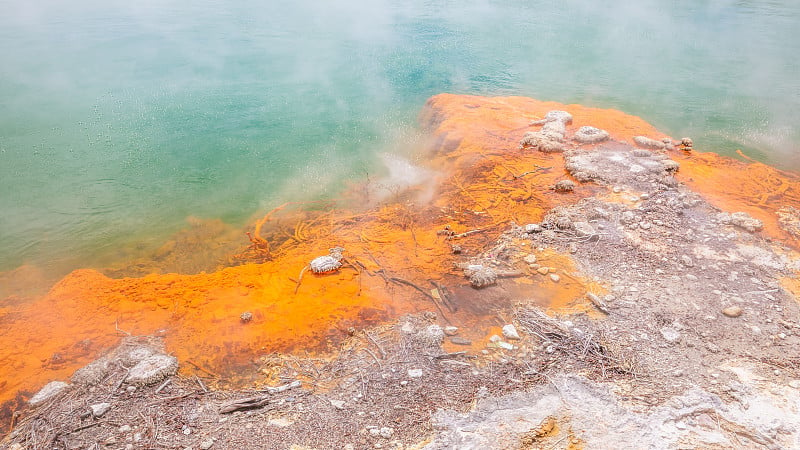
[1,0,798,279]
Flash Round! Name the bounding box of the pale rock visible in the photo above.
[29,381,69,406]
[90,402,112,418]
[660,327,681,343]
[502,324,521,340]
[408,369,424,378]
[730,212,763,232]
[573,221,595,237]
[722,306,743,318]
[525,223,543,233]
[330,399,346,410]
[498,342,514,350]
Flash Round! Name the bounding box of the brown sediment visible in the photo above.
[2,93,800,427]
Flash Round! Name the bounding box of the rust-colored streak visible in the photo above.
[3,93,799,417]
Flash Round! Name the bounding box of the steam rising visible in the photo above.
[0,0,798,273]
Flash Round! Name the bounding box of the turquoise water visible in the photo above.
[1,0,798,275]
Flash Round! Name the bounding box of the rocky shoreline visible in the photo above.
[4,95,800,449]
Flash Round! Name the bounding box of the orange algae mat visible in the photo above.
[2,93,800,416]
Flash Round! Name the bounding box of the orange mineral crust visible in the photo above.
[674,150,800,248]
[3,93,799,416]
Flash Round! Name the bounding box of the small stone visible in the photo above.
[549,274,561,283]
[119,425,132,433]
[779,333,787,340]
[573,221,595,237]
[553,179,576,192]
[407,369,423,378]
[722,306,743,318]
[680,255,694,267]
[125,354,178,386]
[537,267,549,275]
[612,186,622,193]
[620,210,636,224]
[573,126,610,144]
[789,380,800,389]
[660,327,681,343]
[502,324,521,340]
[379,427,394,438]
[489,334,502,343]
[730,212,763,232]
[369,427,381,436]
[633,135,666,150]
[126,385,137,394]
[640,222,652,230]
[498,341,514,350]
[330,399,346,410]
[523,254,537,264]
[90,402,111,418]
[182,427,192,435]
[200,439,214,450]
[525,224,543,234]
[268,417,293,427]
[422,324,445,344]
[450,337,472,346]
[29,381,69,406]
[444,326,459,336]
[240,311,253,323]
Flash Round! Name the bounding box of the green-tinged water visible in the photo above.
[1,0,798,275]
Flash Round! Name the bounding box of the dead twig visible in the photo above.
[447,228,488,240]
[194,375,208,393]
[154,379,171,394]
[364,348,382,368]
[185,360,218,378]
[364,331,387,359]
[114,320,132,336]
[431,351,467,360]
[431,280,458,313]
[586,293,610,315]
[294,265,309,295]
[390,277,450,322]
[220,381,301,414]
